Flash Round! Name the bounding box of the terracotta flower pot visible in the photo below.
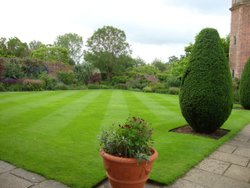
[100,148,158,188]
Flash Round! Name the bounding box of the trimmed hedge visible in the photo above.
[240,58,250,109]
[179,28,233,133]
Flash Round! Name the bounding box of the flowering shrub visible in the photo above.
[99,116,153,163]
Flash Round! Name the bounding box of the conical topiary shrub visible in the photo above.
[179,28,233,133]
[240,57,250,109]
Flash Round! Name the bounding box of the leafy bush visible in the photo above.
[157,73,169,82]
[143,86,153,93]
[5,84,23,91]
[0,59,4,81]
[22,58,47,78]
[154,88,169,94]
[150,83,166,92]
[73,63,95,84]
[55,83,69,90]
[20,79,44,91]
[39,74,57,90]
[233,78,240,91]
[2,78,19,85]
[113,83,128,90]
[4,59,24,79]
[234,90,240,104]
[179,28,233,133]
[57,71,75,85]
[166,77,181,87]
[240,58,250,109]
[127,76,147,89]
[88,72,102,84]
[0,83,5,91]
[111,76,129,85]
[168,87,180,95]
[31,46,70,64]
[99,116,153,162]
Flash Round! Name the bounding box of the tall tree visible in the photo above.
[29,40,43,51]
[84,26,131,80]
[0,37,7,57]
[7,37,29,57]
[152,58,167,72]
[221,35,230,61]
[54,33,83,65]
[31,46,70,64]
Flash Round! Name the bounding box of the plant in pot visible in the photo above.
[99,116,158,188]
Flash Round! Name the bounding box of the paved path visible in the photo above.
[0,162,69,188]
[1,125,250,188]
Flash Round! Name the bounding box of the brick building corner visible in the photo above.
[229,0,250,78]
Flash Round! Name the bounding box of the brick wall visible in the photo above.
[229,1,250,78]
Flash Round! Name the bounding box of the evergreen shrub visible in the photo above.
[240,58,250,109]
[179,28,233,133]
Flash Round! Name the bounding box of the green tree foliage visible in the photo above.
[84,26,131,80]
[133,57,146,67]
[240,57,250,109]
[7,37,29,58]
[221,35,230,62]
[73,62,95,84]
[168,56,189,78]
[29,40,43,51]
[31,46,70,64]
[129,65,159,77]
[179,28,233,133]
[152,58,167,72]
[0,38,8,57]
[54,33,83,65]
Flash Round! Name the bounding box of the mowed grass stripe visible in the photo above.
[26,90,104,136]
[0,91,66,112]
[100,90,129,127]
[148,93,181,110]
[0,91,86,128]
[55,90,114,141]
[133,92,179,122]
[144,93,186,130]
[123,91,158,122]
[49,90,114,188]
[0,91,51,104]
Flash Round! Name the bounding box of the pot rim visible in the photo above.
[100,148,158,164]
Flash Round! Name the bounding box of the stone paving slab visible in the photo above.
[0,161,16,174]
[0,173,33,188]
[169,179,206,188]
[224,164,250,182]
[217,144,237,154]
[227,140,250,149]
[209,151,249,166]
[0,161,69,188]
[31,180,69,188]
[196,158,230,175]
[212,175,250,188]
[182,168,219,187]
[11,168,45,183]
[233,134,250,142]
[233,147,250,158]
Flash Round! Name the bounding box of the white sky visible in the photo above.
[0,0,231,63]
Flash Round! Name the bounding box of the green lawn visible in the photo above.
[0,90,250,188]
